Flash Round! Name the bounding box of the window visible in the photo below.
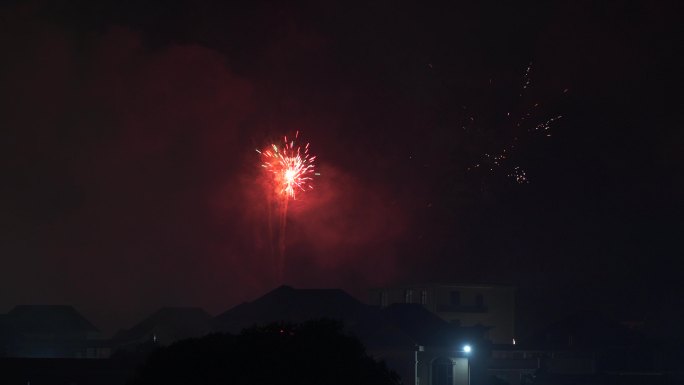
[421,290,428,305]
[450,291,460,306]
[476,293,483,307]
[432,357,453,385]
[405,289,413,303]
[380,291,388,307]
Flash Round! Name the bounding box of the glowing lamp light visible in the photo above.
[462,344,472,353]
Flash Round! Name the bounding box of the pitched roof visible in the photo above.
[372,283,516,290]
[114,307,216,344]
[352,304,484,349]
[215,285,367,333]
[382,303,462,344]
[6,305,99,334]
[215,285,482,351]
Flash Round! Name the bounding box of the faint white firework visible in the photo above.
[464,62,566,184]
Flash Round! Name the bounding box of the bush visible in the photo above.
[128,319,400,385]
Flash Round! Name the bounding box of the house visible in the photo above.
[369,284,516,344]
[215,285,488,385]
[354,303,488,385]
[113,307,217,349]
[0,305,110,358]
[215,285,367,334]
[487,311,671,385]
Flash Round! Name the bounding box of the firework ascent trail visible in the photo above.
[256,131,316,282]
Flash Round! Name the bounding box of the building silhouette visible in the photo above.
[114,307,217,349]
[215,285,486,385]
[370,284,516,345]
[0,305,110,359]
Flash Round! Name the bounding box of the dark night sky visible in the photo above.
[1,0,681,337]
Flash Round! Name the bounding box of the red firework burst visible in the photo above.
[257,131,316,200]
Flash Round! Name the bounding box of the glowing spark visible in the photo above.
[521,62,532,91]
[508,166,529,184]
[259,131,316,200]
[464,63,566,186]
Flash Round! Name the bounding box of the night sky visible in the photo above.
[1,1,681,337]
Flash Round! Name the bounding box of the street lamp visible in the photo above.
[461,344,472,385]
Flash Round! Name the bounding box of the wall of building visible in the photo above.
[416,347,470,385]
[370,284,515,345]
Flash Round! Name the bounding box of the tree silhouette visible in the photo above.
[128,319,400,385]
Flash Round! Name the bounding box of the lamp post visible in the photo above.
[415,344,424,385]
[462,344,472,385]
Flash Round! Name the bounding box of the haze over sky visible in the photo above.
[1,0,681,336]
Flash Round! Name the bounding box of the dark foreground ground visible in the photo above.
[0,358,135,385]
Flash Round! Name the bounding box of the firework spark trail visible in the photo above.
[256,131,316,282]
[465,62,566,184]
[521,61,532,94]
